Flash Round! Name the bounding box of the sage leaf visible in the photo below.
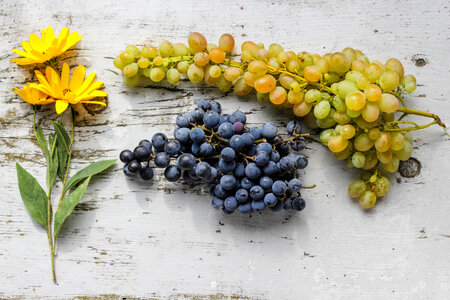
[50,121,70,152]
[36,125,50,159]
[63,159,116,195]
[16,163,49,230]
[51,122,70,179]
[54,177,91,242]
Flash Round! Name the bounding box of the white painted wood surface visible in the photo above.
[1,0,449,299]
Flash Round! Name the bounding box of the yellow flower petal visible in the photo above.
[80,100,107,106]
[10,57,36,65]
[29,33,44,53]
[55,100,69,114]
[76,72,96,96]
[41,26,55,46]
[69,65,85,92]
[63,31,82,52]
[61,63,70,90]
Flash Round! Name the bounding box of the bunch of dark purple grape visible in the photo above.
[120,99,310,214]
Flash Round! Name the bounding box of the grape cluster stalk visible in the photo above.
[114,32,447,209]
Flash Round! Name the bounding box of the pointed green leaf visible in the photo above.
[46,148,58,188]
[16,163,49,230]
[54,177,91,242]
[36,125,50,159]
[50,121,70,152]
[51,122,70,179]
[63,159,116,195]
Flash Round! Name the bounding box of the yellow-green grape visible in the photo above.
[176,61,189,73]
[362,102,380,123]
[342,47,357,62]
[348,180,367,198]
[187,64,204,83]
[287,60,300,73]
[209,48,226,64]
[304,89,322,103]
[241,41,259,58]
[166,68,180,85]
[188,32,207,53]
[337,80,358,100]
[379,93,399,113]
[385,58,404,78]
[351,59,366,73]
[173,43,189,56]
[248,60,267,77]
[379,70,400,92]
[333,111,351,124]
[293,101,312,117]
[326,72,341,84]
[356,116,377,129]
[123,63,139,78]
[346,107,361,118]
[347,157,355,168]
[149,67,165,82]
[373,176,390,197]
[267,57,280,70]
[329,52,351,73]
[287,90,304,105]
[125,45,140,58]
[328,135,348,153]
[383,112,395,122]
[120,51,135,64]
[113,55,126,70]
[209,65,222,79]
[312,53,321,64]
[355,75,371,90]
[320,128,337,146]
[341,124,356,139]
[241,50,254,62]
[354,133,374,151]
[359,190,377,209]
[401,75,417,93]
[362,150,378,170]
[390,132,405,151]
[159,40,173,57]
[290,81,301,92]
[314,101,331,119]
[256,92,270,103]
[360,171,372,182]
[332,95,346,113]
[219,33,235,53]
[277,51,289,64]
[368,128,381,140]
[315,58,329,73]
[234,77,253,96]
[217,74,232,92]
[383,157,400,173]
[279,74,296,90]
[243,71,259,87]
[345,71,363,83]
[254,74,276,93]
[206,43,217,52]
[374,132,391,152]
[204,66,219,85]
[394,140,412,161]
[364,84,382,102]
[377,149,393,164]
[303,65,322,82]
[268,43,283,58]
[316,108,337,128]
[357,55,370,64]
[142,68,151,77]
[153,56,163,66]
[141,46,158,59]
[298,52,314,69]
[333,141,353,160]
[345,91,366,111]
[194,52,210,66]
[365,63,383,83]
[123,74,139,87]
[269,86,287,105]
[330,83,339,94]
[304,111,319,129]
[137,57,150,69]
[352,152,366,168]
[404,132,413,143]
[286,51,297,61]
[372,60,384,69]
[335,125,343,135]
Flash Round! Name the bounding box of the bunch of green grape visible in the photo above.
[113,32,445,209]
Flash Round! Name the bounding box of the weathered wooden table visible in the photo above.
[1,0,449,299]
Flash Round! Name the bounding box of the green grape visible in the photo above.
[352,59,367,73]
[329,52,350,73]
[287,90,304,105]
[332,95,346,113]
[256,92,270,103]
[248,60,267,76]
[326,72,341,84]
[360,171,372,182]
[176,61,189,73]
[159,40,174,57]
[365,63,383,83]
[348,180,367,198]
[319,129,336,146]
[390,132,405,151]
[315,58,329,73]
[279,74,296,90]
[224,67,241,81]
[187,64,204,83]
[314,101,331,119]
[166,68,180,85]
[217,74,232,92]
[362,150,378,170]
[346,157,355,168]
[374,132,391,152]
[379,70,400,92]
[345,71,363,83]
[342,47,357,62]
[337,80,358,100]
[142,68,151,77]
[153,56,163,66]
[382,112,395,122]
[383,157,400,173]
[368,128,381,140]
[373,176,390,197]
[385,58,404,78]
[277,51,289,64]
[333,111,351,125]
[352,152,366,168]
[357,55,369,64]
[287,60,300,73]
[377,149,392,164]
[346,107,361,118]
[234,77,253,96]
[150,67,165,82]
[206,43,217,52]
[125,45,140,58]
[304,89,322,103]
[113,55,126,70]
[268,43,283,57]
[333,141,353,160]
[267,57,280,69]
[209,65,222,79]
[404,132,413,143]
[335,125,343,135]
[355,116,377,129]
[123,74,139,87]
[401,74,417,93]
[137,57,150,69]
[173,43,189,56]
[123,63,139,78]
[394,140,412,161]
[141,46,158,59]
[354,133,373,152]
[219,33,235,52]
[297,51,314,69]
[303,111,319,129]
[316,108,337,128]
[341,124,356,139]
[204,65,219,85]
[120,51,135,64]
[355,75,371,90]
[359,190,377,209]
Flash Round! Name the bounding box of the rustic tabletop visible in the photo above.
[1,0,450,299]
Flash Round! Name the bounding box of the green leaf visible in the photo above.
[63,159,116,195]
[36,125,50,159]
[16,163,49,230]
[54,177,91,242]
[51,122,70,179]
[50,121,70,152]
[46,148,58,188]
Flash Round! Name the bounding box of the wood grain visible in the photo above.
[0,0,449,299]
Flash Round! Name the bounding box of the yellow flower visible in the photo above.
[13,84,54,106]
[30,63,107,114]
[11,26,82,65]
